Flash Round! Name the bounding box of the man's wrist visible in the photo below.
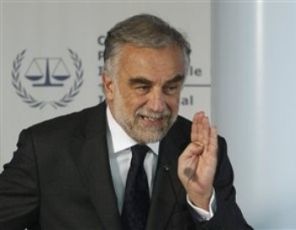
[187,188,213,211]
[186,189,216,221]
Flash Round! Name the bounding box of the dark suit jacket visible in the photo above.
[0,102,252,230]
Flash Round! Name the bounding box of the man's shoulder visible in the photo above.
[174,115,226,143]
[164,115,192,141]
[26,103,105,135]
[174,115,192,130]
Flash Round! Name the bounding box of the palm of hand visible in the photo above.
[178,112,218,209]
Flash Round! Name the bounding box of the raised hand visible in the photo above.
[177,111,218,210]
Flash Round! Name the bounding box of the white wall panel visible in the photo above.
[212,1,296,229]
[0,1,211,170]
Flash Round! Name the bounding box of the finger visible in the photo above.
[178,142,204,180]
[208,127,218,158]
[201,116,210,147]
[179,142,204,162]
[191,111,205,142]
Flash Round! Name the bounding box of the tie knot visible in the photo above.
[131,144,150,165]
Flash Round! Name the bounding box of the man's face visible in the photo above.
[103,44,186,143]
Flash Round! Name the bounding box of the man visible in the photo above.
[0,14,252,229]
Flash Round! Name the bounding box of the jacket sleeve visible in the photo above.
[191,136,253,230]
[0,129,40,230]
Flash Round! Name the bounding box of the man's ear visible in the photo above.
[102,73,115,100]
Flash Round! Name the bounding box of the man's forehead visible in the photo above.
[119,45,185,67]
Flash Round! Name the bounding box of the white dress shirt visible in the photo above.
[106,107,215,220]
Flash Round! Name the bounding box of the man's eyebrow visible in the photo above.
[128,77,152,85]
[165,75,185,84]
[128,74,185,86]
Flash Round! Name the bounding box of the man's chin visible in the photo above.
[134,136,163,144]
[131,129,168,143]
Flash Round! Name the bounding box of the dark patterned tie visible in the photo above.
[121,144,150,230]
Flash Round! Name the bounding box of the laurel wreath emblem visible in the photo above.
[11,49,84,109]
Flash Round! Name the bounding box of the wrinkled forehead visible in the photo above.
[116,44,186,80]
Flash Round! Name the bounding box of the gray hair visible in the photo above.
[103,14,191,76]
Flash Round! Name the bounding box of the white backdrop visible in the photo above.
[0,1,211,166]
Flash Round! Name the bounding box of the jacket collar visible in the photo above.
[70,102,122,230]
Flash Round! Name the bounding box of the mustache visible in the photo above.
[136,109,171,119]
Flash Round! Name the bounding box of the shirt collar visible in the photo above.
[106,106,159,155]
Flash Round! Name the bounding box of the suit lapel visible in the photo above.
[70,103,121,230]
[146,118,189,230]
[70,105,191,230]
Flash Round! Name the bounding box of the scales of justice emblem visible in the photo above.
[25,58,70,87]
[11,49,84,109]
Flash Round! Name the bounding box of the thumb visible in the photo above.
[178,142,204,184]
[179,141,204,161]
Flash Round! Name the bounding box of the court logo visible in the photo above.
[11,49,83,109]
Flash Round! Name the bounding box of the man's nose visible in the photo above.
[146,89,166,112]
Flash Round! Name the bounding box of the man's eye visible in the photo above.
[135,85,150,93]
[164,85,179,95]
